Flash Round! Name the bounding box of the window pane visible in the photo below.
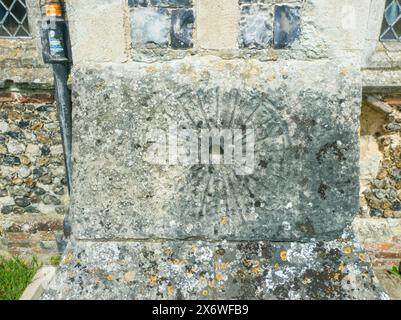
[0,0,30,38]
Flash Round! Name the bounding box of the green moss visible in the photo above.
[388,266,401,280]
[0,256,41,300]
[50,255,61,266]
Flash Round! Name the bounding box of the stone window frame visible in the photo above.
[363,0,401,69]
[0,0,50,86]
[379,0,401,41]
[0,0,31,38]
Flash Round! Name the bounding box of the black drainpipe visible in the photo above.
[40,0,72,237]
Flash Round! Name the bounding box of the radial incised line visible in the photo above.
[161,88,289,220]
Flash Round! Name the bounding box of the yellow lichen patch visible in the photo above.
[302,277,312,285]
[123,271,136,284]
[240,63,261,80]
[251,261,262,274]
[215,61,226,72]
[167,285,175,297]
[148,274,158,284]
[164,247,173,256]
[202,290,209,297]
[343,246,353,255]
[63,252,74,264]
[274,263,280,269]
[172,258,187,266]
[216,262,228,271]
[215,273,225,281]
[358,253,367,262]
[220,216,229,225]
[146,65,158,73]
[106,275,113,281]
[338,262,345,272]
[340,68,349,76]
[191,245,198,253]
[95,81,105,91]
[243,259,253,268]
[178,64,193,75]
[266,74,276,82]
[208,280,216,288]
[280,250,288,262]
[332,272,341,281]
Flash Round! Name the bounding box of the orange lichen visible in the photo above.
[251,261,262,274]
[216,262,228,271]
[215,273,225,281]
[343,246,352,255]
[280,250,288,262]
[148,274,158,284]
[167,285,174,297]
[220,216,229,225]
[172,259,187,265]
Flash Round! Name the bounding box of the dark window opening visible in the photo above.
[0,0,30,38]
[380,0,401,41]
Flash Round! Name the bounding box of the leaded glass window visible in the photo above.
[380,0,401,41]
[0,0,30,38]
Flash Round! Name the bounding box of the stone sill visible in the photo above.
[20,266,56,300]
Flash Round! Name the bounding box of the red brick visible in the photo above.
[6,240,36,248]
[0,91,54,104]
[372,259,401,268]
[363,242,396,252]
[374,252,401,259]
[5,232,32,241]
[0,92,13,102]
[16,93,54,104]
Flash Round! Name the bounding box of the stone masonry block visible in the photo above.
[128,0,148,7]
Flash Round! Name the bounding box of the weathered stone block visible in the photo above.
[131,7,171,48]
[273,5,301,49]
[196,0,240,50]
[171,9,194,49]
[240,4,273,49]
[69,57,361,242]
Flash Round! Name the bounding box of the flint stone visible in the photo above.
[130,7,170,48]
[1,205,13,215]
[128,0,148,7]
[150,0,192,7]
[15,197,31,208]
[171,9,194,49]
[68,57,361,242]
[240,4,273,49]
[274,5,301,49]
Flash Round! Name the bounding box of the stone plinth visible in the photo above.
[43,56,387,299]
